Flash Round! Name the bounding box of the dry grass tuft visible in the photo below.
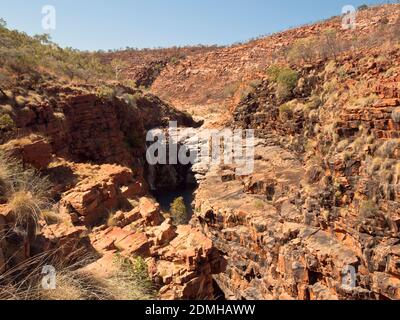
[0,152,12,202]
[106,211,119,227]
[41,210,63,226]
[106,255,157,300]
[7,171,52,234]
[0,248,112,300]
[0,150,52,233]
[0,247,157,300]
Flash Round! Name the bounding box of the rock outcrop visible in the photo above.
[0,80,224,300]
[190,35,400,300]
[89,197,226,300]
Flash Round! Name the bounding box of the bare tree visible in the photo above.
[111,59,128,81]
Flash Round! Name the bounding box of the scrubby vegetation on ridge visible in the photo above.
[0,19,113,89]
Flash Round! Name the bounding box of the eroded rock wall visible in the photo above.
[191,45,400,300]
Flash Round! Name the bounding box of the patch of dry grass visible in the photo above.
[0,249,108,300]
[106,255,157,300]
[0,150,52,231]
[41,210,63,226]
[7,170,52,233]
[0,247,157,300]
[0,151,12,202]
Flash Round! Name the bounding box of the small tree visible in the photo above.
[267,65,298,102]
[392,16,400,42]
[61,62,78,81]
[0,114,16,131]
[276,68,298,91]
[287,38,316,63]
[33,33,52,45]
[170,197,187,225]
[111,59,128,81]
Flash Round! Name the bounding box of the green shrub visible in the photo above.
[223,82,240,98]
[170,56,181,65]
[170,196,188,225]
[267,66,298,101]
[111,59,128,80]
[96,86,116,100]
[276,68,299,90]
[0,114,16,131]
[359,200,378,219]
[358,4,368,10]
[0,21,112,83]
[112,255,156,300]
[287,38,317,63]
[279,103,294,121]
[266,65,282,82]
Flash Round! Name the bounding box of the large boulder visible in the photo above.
[151,225,227,300]
[1,134,52,170]
[60,163,143,225]
[139,197,163,226]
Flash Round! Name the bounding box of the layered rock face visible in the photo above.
[192,143,379,300]
[2,83,198,166]
[88,197,226,299]
[0,81,224,300]
[190,42,400,299]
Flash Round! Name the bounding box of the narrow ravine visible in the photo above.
[145,125,208,221]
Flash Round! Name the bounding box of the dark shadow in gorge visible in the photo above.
[152,185,197,217]
[145,136,198,219]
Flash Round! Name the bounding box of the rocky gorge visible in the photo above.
[1,3,400,301]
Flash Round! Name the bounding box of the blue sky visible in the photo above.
[0,0,391,50]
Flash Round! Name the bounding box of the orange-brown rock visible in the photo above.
[150,225,227,300]
[0,211,6,275]
[1,135,52,170]
[101,46,219,88]
[89,216,226,300]
[37,223,89,258]
[60,163,141,225]
[151,5,399,111]
[139,197,163,226]
[114,230,150,257]
[154,219,177,246]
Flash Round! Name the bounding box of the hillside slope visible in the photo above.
[150,5,399,110]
